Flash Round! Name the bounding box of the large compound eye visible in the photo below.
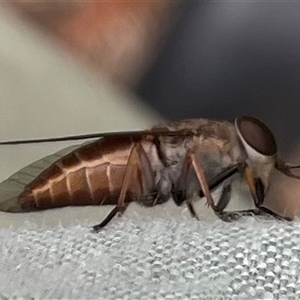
[235,116,277,156]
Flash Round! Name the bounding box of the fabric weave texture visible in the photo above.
[0,217,298,299]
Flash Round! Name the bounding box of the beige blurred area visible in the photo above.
[9,1,181,89]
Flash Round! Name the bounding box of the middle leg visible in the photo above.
[173,148,241,219]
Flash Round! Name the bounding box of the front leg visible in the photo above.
[216,168,291,222]
[214,184,235,221]
[243,165,291,222]
[218,208,292,222]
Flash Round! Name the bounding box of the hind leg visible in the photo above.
[93,143,155,232]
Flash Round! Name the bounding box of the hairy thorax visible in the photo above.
[144,119,247,198]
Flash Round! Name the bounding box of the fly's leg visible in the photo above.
[219,208,292,222]
[215,184,232,213]
[93,143,146,232]
[248,206,292,221]
[186,200,199,220]
[216,206,291,223]
[214,184,242,222]
[189,151,216,209]
[173,152,191,206]
[173,149,241,219]
[253,206,292,221]
[216,169,291,222]
[243,165,292,222]
[172,149,208,219]
[275,159,300,179]
[206,164,243,221]
[215,183,259,221]
[173,149,216,209]
[214,184,250,222]
[93,205,128,230]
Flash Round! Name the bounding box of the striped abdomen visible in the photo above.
[18,136,152,211]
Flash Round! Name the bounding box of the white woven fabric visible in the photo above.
[0,217,298,299]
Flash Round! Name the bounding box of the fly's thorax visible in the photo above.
[157,127,243,175]
[157,135,195,166]
[148,119,251,198]
[140,138,179,197]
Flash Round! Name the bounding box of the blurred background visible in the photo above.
[1,2,300,218]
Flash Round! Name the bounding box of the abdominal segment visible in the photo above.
[18,160,128,211]
[17,136,163,211]
[17,138,140,211]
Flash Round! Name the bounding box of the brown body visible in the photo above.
[2,117,299,229]
[18,136,150,210]
[18,119,240,212]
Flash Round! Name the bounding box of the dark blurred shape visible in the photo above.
[138,2,300,154]
[10,1,182,89]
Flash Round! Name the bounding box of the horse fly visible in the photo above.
[0,116,299,232]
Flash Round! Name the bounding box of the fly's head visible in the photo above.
[235,116,277,206]
[235,116,300,207]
